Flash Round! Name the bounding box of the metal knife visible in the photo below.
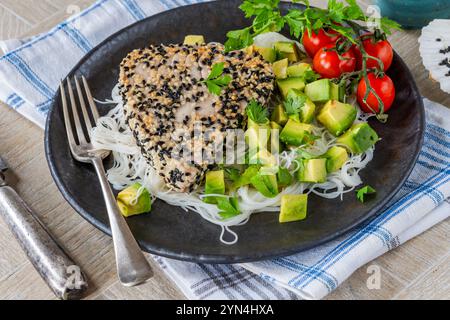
[0,156,88,300]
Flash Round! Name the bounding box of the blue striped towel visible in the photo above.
[0,0,448,300]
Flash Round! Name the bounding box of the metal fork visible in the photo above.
[60,76,153,286]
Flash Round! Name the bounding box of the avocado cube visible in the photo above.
[272,58,289,79]
[280,119,314,146]
[279,52,300,62]
[337,123,379,154]
[330,82,345,102]
[297,158,327,183]
[260,165,279,176]
[317,100,357,136]
[300,99,316,124]
[289,113,300,122]
[247,118,258,129]
[274,41,296,54]
[279,194,308,223]
[253,45,277,63]
[271,104,289,126]
[183,35,205,45]
[117,183,152,217]
[250,173,279,198]
[233,165,260,189]
[270,121,282,131]
[324,146,349,173]
[249,148,277,166]
[274,42,300,62]
[277,77,306,98]
[287,63,312,77]
[305,79,331,102]
[204,170,225,203]
[286,89,316,124]
[245,122,271,151]
[277,167,293,187]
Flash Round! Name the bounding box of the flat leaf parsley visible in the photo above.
[356,185,376,203]
[217,197,241,219]
[246,100,269,124]
[202,63,232,95]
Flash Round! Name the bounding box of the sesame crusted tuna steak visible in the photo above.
[119,43,274,192]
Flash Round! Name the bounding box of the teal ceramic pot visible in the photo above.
[375,0,450,29]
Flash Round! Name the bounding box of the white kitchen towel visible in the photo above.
[0,0,448,300]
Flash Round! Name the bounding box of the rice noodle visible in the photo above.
[91,77,375,245]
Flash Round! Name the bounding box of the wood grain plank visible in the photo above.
[0,220,28,281]
[0,6,31,40]
[44,0,85,11]
[16,0,95,39]
[0,0,58,25]
[0,262,55,300]
[95,259,185,300]
[375,218,450,284]
[393,253,450,300]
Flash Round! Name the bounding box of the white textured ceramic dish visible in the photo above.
[419,19,450,94]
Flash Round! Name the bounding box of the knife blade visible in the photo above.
[0,156,88,300]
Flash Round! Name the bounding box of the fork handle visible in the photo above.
[91,157,153,286]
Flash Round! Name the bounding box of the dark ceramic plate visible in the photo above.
[45,0,424,263]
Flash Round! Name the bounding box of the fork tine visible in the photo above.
[66,78,87,145]
[75,77,94,135]
[82,75,100,121]
[60,82,78,149]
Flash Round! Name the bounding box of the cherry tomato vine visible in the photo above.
[226,0,401,121]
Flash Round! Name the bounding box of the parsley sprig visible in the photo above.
[246,100,269,124]
[224,167,241,183]
[217,197,241,219]
[225,0,285,52]
[284,94,306,116]
[229,0,400,49]
[202,62,232,96]
[356,185,376,203]
[227,0,401,121]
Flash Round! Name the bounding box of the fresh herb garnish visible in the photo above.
[225,0,285,52]
[224,167,241,183]
[226,0,401,120]
[225,28,253,52]
[284,94,306,116]
[356,185,376,203]
[302,69,320,83]
[217,197,241,219]
[378,16,402,35]
[246,100,269,124]
[202,62,232,95]
[228,0,400,51]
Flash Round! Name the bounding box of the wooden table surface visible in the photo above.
[0,0,448,300]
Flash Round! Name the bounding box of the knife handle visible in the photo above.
[0,186,88,300]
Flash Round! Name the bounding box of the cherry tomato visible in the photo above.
[302,28,340,58]
[313,44,356,79]
[353,37,393,71]
[357,73,395,113]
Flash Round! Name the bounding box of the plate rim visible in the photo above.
[44,0,425,264]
